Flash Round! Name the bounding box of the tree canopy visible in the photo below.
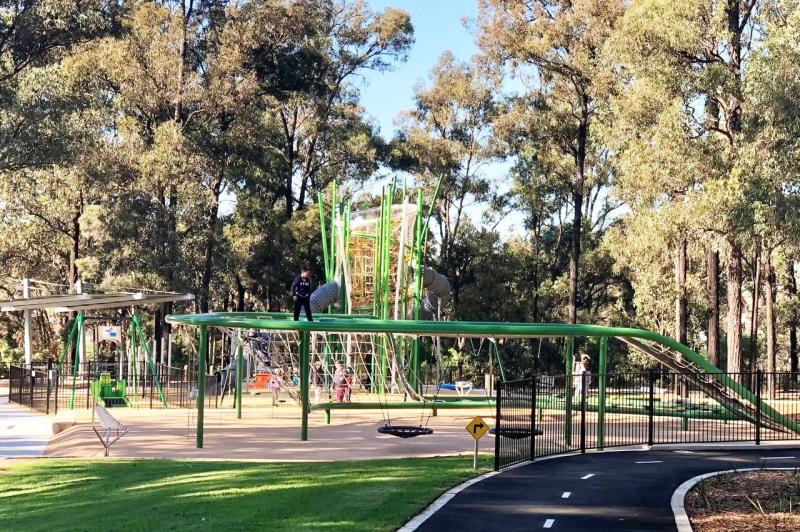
[3,0,800,381]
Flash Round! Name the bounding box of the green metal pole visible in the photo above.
[236,333,243,420]
[380,186,393,394]
[318,192,331,282]
[133,316,168,408]
[494,341,508,382]
[330,181,337,280]
[197,325,207,448]
[412,189,424,391]
[130,319,138,402]
[69,314,84,409]
[300,330,310,441]
[373,189,383,318]
[565,337,574,447]
[597,336,608,450]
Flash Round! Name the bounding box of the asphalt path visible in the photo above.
[417,448,800,532]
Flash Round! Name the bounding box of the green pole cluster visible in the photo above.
[58,316,80,372]
[68,314,85,410]
[132,315,168,408]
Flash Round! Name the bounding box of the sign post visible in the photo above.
[466,415,490,469]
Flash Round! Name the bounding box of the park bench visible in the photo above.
[92,405,129,456]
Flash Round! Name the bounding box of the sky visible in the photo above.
[357,0,481,140]
[355,0,524,236]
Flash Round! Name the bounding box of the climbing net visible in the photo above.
[348,204,419,317]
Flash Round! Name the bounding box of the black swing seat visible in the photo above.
[377,425,433,438]
[489,427,543,439]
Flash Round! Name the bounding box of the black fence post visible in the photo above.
[85,363,90,409]
[530,376,537,461]
[494,380,502,471]
[580,372,587,453]
[648,370,655,447]
[756,370,763,445]
[54,365,59,414]
[46,360,53,415]
[29,369,35,407]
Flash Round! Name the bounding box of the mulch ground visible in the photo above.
[687,471,800,531]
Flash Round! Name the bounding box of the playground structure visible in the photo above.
[159,180,800,447]
[311,180,452,392]
[59,314,169,408]
[164,313,800,447]
[3,280,195,414]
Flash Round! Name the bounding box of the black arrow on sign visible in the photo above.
[472,422,485,434]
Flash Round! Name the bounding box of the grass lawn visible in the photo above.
[0,455,491,531]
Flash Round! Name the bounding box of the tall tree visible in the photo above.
[478,0,625,323]
[395,52,502,305]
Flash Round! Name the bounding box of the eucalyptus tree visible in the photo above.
[477,0,626,324]
[394,52,503,305]
[606,0,781,372]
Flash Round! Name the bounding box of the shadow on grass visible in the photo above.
[0,456,492,531]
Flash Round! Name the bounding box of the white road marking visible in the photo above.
[543,518,555,528]
[561,491,571,499]
[674,450,694,454]
[761,456,796,460]
[636,460,663,464]
[581,473,595,479]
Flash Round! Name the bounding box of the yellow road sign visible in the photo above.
[466,415,490,441]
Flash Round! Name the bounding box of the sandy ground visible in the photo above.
[46,404,796,462]
[45,404,498,461]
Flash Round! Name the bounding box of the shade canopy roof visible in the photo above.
[0,292,194,313]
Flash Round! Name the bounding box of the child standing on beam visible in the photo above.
[291,265,313,321]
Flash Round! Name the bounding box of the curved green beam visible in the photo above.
[166,314,800,441]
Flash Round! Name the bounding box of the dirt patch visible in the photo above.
[687,470,800,531]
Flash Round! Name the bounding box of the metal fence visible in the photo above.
[494,370,800,470]
[8,362,217,414]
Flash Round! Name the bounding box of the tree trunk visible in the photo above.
[675,236,688,345]
[200,173,225,313]
[675,236,689,397]
[788,262,798,382]
[236,277,246,312]
[748,250,761,375]
[68,190,83,288]
[765,251,776,399]
[727,240,743,374]
[706,247,720,366]
[569,111,587,325]
[568,188,582,324]
[154,305,163,364]
[531,221,541,322]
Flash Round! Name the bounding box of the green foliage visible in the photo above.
[3,0,800,381]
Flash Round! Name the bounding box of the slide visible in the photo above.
[617,335,800,434]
